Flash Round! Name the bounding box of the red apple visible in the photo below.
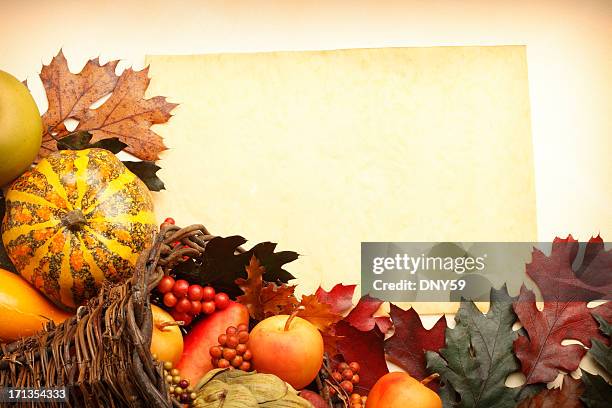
[367,372,442,408]
[299,390,327,408]
[248,311,324,389]
[176,301,249,385]
[150,305,183,366]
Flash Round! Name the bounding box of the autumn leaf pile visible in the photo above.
[227,236,611,407]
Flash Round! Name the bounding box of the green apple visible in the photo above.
[0,70,42,187]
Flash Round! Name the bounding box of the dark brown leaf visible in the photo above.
[517,375,585,408]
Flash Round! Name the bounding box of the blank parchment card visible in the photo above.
[145,46,537,313]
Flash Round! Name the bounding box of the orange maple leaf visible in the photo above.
[235,255,265,320]
[38,50,176,161]
[236,256,299,320]
[261,283,299,318]
[298,294,344,333]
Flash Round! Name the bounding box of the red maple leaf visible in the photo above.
[315,284,356,314]
[513,236,611,384]
[335,320,389,394]
[384,305,446,387]
[344,295,392,333]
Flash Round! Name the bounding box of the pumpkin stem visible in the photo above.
[62,209,87,231]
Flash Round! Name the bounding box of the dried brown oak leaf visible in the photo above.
[235,255,298,320]
[39,50,176,161]
[517,375,585,408]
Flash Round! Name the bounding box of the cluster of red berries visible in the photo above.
[331,361,360,394]
[209,324,253,372]
[157,275,230,326]
[329,361,363,405]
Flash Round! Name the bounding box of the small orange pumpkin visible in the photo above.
[1,148,156,309]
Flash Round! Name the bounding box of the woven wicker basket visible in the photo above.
[0,223,228,408]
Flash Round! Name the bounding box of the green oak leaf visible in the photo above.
[56,131,128,153]
[122,161,165,192]
[426,285,520,408]
[581,314,612,407]
[580,372,612,408]
[588,315,611,373]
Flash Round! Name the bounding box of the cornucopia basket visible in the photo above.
[0,223,231,408]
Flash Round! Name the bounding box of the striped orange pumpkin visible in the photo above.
[1,148,156,309]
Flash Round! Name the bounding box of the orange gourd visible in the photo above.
[0,267,72,342]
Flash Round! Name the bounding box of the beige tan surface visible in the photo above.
[145,47,537,313]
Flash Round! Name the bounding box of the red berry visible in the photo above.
[190,300,202,315]
[175,298,192,313]
[217,359,230,368]
[332,372,343,382]
[171,310,192,326]
[214,292,230,310]
[163,292,178,308]
[209,346,222,358]
[202,286,216,301]
[349,362,360,374]
[351,374,360,384]
[337,362,349,372]
[235,343,247,355]
[164,217,175,225]
[223,348,237,360]
[342,369,354,381]
[242,350,252,361]
[218,334,228,346]
[230,356,243,368]
[237,323,248,332]
[172,280,190,298]
[187,284,203,301]
[157,275,175,294]
[226,335,239,348]
[226,326,237,335]
[237,331,249,344]
[340,380,353,393]
[202,301,216,315]
[239,361,251,371]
